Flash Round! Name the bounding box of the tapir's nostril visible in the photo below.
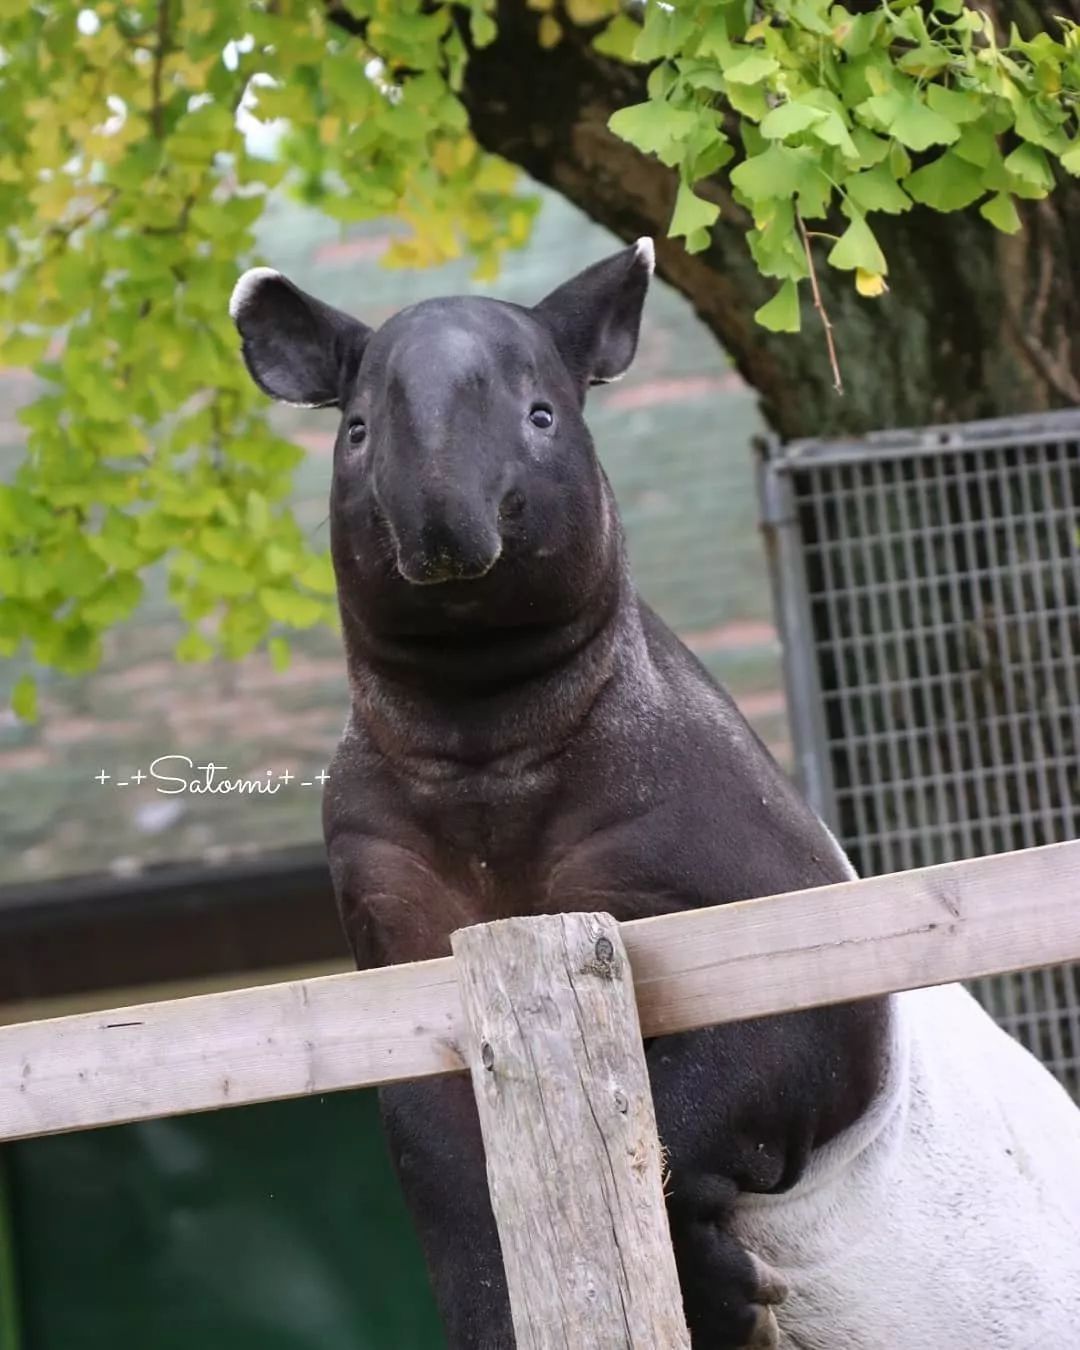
[396,512,502,586]
[499,489,526,522]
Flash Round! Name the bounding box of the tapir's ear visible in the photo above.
[534,237,654,388]
[229,267,372,407]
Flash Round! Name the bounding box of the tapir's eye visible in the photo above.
[528,403,554,430]
[346,417,367,446]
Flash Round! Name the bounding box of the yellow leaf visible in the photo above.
[855,269,889,298]
[538,14,562,47]
[508,208,532,245]
[433,138,459,176]
[566,0,617,21]
[472,157,518,193]
[471,249,500,282]
[745,19,771,41]
[29,175,75,223]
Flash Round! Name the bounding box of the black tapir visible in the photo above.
[230,242,1080,1349]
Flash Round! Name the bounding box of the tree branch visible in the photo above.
[798,213,843,397]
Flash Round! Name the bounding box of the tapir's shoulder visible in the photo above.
[553,599,855,909]
[635,599,742,709]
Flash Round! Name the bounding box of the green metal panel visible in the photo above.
[0,1152,22,1350]
[3,1089,444,1349]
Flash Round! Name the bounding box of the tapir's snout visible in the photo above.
[391,490,504,587]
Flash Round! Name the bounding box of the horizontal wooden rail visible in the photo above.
[2,839,1078,1142]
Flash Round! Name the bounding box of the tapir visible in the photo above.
[230,241,1080,1348]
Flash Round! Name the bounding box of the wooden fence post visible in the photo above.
[451,911,691,1350]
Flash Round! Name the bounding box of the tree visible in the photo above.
[3,0,1079,704]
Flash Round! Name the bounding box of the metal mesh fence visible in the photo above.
[758,412,1080,1097]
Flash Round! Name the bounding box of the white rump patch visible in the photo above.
[229,266,282,321]
[634,237,656,274]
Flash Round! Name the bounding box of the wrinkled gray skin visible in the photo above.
[231,245,887,1349]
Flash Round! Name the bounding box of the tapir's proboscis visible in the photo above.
[231,243,1080,1349]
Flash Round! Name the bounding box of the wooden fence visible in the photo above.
[3,839,1079,1344]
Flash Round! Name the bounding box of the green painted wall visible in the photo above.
[2,1091,442,1349]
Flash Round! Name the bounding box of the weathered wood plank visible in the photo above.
[1,839,1077,1142]
[1,957,463,1141]
[620,835,1080,1037]
[452,912,691,1350]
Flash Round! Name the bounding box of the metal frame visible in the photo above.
[758,412,1080,1096]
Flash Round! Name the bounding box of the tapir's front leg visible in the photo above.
[648,1002,887,1349]
[383,1015,868,1350]
[380,1076,515,1348]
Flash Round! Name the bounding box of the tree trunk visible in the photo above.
[461,2,1080,439]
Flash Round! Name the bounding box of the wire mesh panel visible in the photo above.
[759,412,1080,1097]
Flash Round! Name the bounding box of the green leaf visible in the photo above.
[790,0,834,37]
[176,630,215,663]
[725,81,770,121]
[608,102,698,159]
[810,111,858,159]
[11,674,37,722]
[0,331,50,366]
[1004,142,1054,191]
[725,53,780,85]
[827,211,887,275]
[1060,141,1080,175]
[904,152,985,210]
[669,182,720,240]
[268,635,291,672]
[980,192,1022,233]
[926,85,985,126]
[747,200,809,281]
[859,90,961,151]
[845,163,913,214]
[889,141,912,179]
[835,11,885,57]
[200,562,254,598]
[593,13,640,62]
[731,144,813,200]
[898,46,951,76]
[681,126,735,181]
[470,7,496,48]
[1013,98,1069,154]
[81,573,144,627]
[299,550,337,593]
[761,102,827,141]
[634,3,694,61]
[954,123,997,168]
[754,280,801,332]
[258,588,325,627]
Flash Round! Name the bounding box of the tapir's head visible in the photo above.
[229,240,653,633]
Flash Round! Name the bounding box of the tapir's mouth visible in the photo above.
[396,544,502,587]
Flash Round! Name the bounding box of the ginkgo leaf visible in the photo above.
[827,212,888,274]
[855,269,889,297]
[980,193,1022,234]
[755,280,802,332]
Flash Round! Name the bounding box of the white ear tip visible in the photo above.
[634,237,655,274]
[229,266,283,321]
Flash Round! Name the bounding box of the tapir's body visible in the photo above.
[231,242,1080,1348]
[737,984,1080,1347]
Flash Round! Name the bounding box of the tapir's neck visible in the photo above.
[339,533,635,766]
